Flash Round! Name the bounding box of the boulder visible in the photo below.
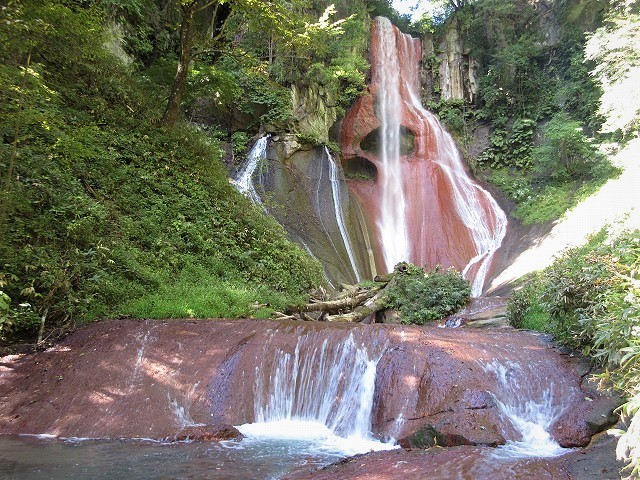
[168,424,244,443]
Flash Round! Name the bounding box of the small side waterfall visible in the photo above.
[483,360,572,458]
[326,147,361,282]
[234,135,269,205]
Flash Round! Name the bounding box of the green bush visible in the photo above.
[507,279,552,331]
[0,1,325,342]
[476,118,536,170]
[384,264,470,325]
[534,112,606,182]
[507,229,640,477]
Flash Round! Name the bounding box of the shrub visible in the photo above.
[534,112,605,182]
[384,264,470,325]
[508,229,640,477]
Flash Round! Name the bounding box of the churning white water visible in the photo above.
[234,135,269,205]
[326,147,362,282]
[426,117,507,296]
[237,332,395,456]
[483,360,571,459]
[374,19,410,271]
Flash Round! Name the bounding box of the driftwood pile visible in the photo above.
[273,263,408,323]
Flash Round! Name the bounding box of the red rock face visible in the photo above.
[283,447,573,480]
[0,319,612,449]
[340,18,506,293]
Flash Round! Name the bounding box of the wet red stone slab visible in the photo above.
[283,447,572,480]
[0,318,609,448]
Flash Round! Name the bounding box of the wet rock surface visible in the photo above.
[167,424,243,443]
[283,446,573,480]
[0,318,614,449]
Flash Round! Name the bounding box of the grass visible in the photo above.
[513,168,620,225]
[120,276,294,320]
[517,305,552,331]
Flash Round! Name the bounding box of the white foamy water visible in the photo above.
[374,18,410,271]
[240,332,396,456]
[326,147,361,282]
[234,135,269,205]
[483,360,571,459]
[236,419,392,457]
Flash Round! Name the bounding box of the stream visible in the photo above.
[0,318,611,479]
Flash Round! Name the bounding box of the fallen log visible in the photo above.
[287,286,383,314]
[279,263,409,323]
[326,276,398,323]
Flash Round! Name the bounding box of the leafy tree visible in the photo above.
[534,112,603,181]
[161,0,353,127]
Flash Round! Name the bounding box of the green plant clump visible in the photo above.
[385,264,471,325]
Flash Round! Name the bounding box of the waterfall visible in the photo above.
[375,19,410,271]
[483,360,572,458]
[237,330,394,454]
[325,147,361,282]
[234,135,269,206]
[424,112,508,296]
[357,17,507,295]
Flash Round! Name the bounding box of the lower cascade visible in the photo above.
[0,320,617,479]
[237,331,395,455]
[483,360,572,459]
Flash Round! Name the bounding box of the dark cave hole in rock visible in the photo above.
[343,156,378,181]
[360,126,415,156]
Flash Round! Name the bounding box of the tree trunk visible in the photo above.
[287,287,382,315]
[162,3,197,127]
[37,307,49,344]
[326,276,398,323]
[326,288,389,323]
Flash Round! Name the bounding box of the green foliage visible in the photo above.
[585,0,640,138]
[367,0,412,31]
[261,2,370,117]
[121,263,304,319]
[507,229,640,477]
[533,112,605,181]
[502,112,619,225]
[508,228,640,386]
[385,264,470,325]
[428,99,475,143]
[476,118,535,170]
[512,184,576,224]
[507,279,552,331]
[508,230,640,478]
[231,131,250,156]
[0,0,324,341]
[217,55,293,127]
[487,168,531,203]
